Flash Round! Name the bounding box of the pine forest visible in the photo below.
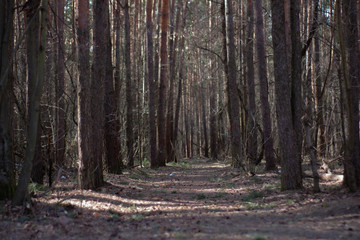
[0,0,360,239]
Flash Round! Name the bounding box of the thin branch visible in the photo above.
[195,44,224,63]
[301,1,320,57]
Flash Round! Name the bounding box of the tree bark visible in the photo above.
[270,0,302,190]
[124,0,134,168]
[56,0,66,167]
[13,0,48,204]
[77,0,102,190]
[0,0,15,200]
[338,0,360,190]
[246,0,257,170]
[254,0,276,170]
[95,0,123,174]
[158,0,170,166]
[224,0,243,169]
[290,0,304,155]
[146,0,159,168]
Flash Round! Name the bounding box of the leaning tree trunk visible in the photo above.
[0,0,15,200]
[270,0,302,190]
[13,0,48,205]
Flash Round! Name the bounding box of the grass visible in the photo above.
[152,189,167,194]
[196,194,207,200]
[209,177,223,183]
[286,200,295,205]
[28,183,46,193]
[242,190,265,202]
[244,202,276,210]
[213,192,227,198]
[131,214,144,221]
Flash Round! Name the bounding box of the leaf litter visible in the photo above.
[1,158,360,239]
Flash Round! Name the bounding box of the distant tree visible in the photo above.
[270,0,302,190]
[0,0,15,200]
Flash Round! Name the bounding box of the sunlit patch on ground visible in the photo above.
[1,159,359,240]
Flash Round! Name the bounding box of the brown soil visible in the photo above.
[1,159,360,240]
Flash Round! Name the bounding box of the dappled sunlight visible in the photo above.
[3,159,359,240]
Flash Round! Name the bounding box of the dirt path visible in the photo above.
[1,159,360,239]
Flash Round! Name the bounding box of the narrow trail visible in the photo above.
[2,159,360,240]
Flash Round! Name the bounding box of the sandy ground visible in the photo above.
[1,158,360,240]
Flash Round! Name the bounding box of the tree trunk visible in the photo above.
[0,0,15,200]
[290,0,304,155]
[56,0,66,167]
[94,0,123,174]
[157,0,170,166]
[254,0,276,170]
[77,0,102,190]
[338,0,360,191]
[24,0,44,185]
[124,0,134,168]
[246,0,257,170]
[314,1,325,158]
[224,0,243,169]
[146,0,158,168]
[13,0,48,205]
[173,1,188,162]
[270,0,302,190]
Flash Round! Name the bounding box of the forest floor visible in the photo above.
[1,158,360,240]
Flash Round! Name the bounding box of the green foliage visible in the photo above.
[108,214,121,221]
[152,189,167,194]
[244,202,276,210]
[120,181,130,185]
[142,158,150,167]
[196,194,206,200]
[213,192,227,198]
[243,190,264,202]
[131,214,144,221]
[209,177,222,183]
[28,183,46,193]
